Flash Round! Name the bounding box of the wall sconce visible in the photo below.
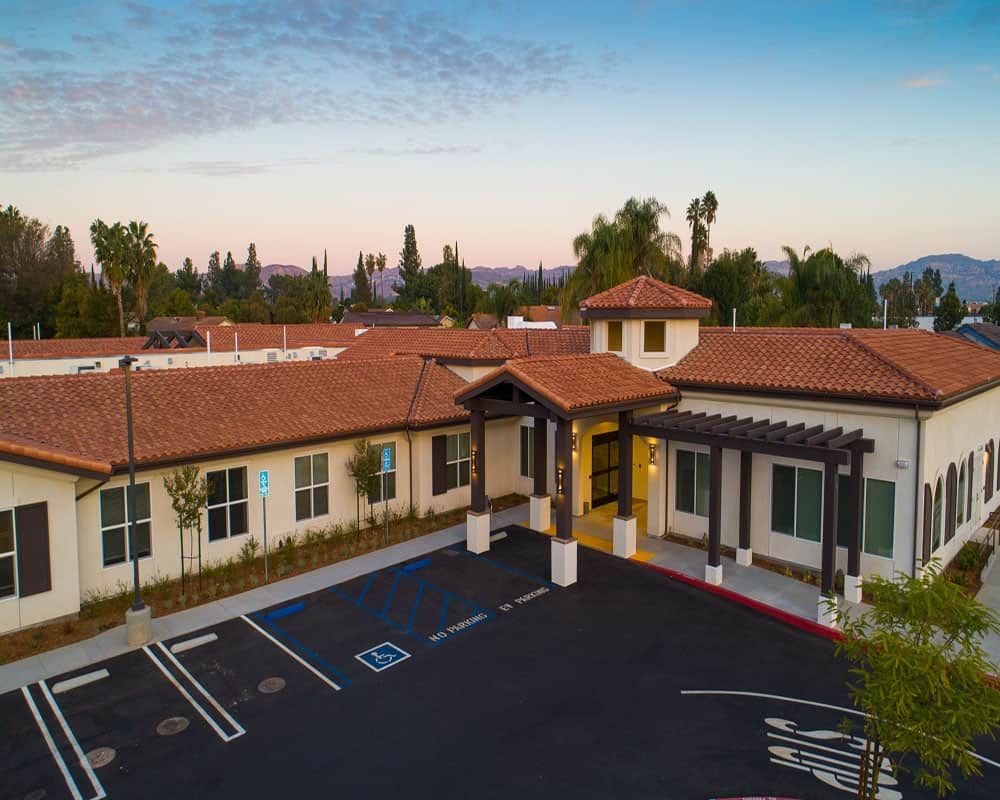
[571,433,578,452]
[648,442,657,465]
[556,467,565,495]
[471,449,478,475]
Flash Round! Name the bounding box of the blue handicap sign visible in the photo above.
[259,470,269,498]
[382,446,392,473]
[355,641,411,672]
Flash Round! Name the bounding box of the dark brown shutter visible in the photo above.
[15,502,51,597]
[431,435,447,496]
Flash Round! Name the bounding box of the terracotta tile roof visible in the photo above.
[456,353,677,415]
[0,356,467,472]
[519,305,581,326]
[8,337,149,360]
[659,327,1000,404]
[580,276,712,312]
[192,323,362,351]
[336,327,590,363]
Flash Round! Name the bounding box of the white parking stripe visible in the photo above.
[240,614,342,691]
[142,645,243,743]
[52,669,110,695]
[38,680,107,800]
[21,685,83,800]
[169,632,218,654]
[154,642,245,739]
[681,689,1000,771]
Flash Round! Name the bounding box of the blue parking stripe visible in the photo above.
[252,613,352,686]
[402,558,432,572]
[328,584,429,646]
[456,547,557,589]
[386,565,495,620]
[438,596,450,634]
[406,583,424,632]
[356,571,378,603]
[380,570,403,616]
[265,601,304,621]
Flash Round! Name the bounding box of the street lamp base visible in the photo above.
[125,605,153,647]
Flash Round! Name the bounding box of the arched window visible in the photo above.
[922,483,933,562]
[958,461,967,526]
[933,477,944,552]
[945,464,958,543]
[986,441,995,503]
[967,452,975,523]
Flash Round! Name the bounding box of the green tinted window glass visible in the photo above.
[313,486,329,517]
[313,453,328,485]
[295,488,311,521]
[132,521,151,559]
[694,452,710,518]
[795,468,823,542]
[100,487,125,528]
[129,483,150,521]
[771,465,796,535]
[932,480,943,550]
[459,433,470,459]
[864,479,895,558]
[676,450,695,513]
[294,455,311,489]
[0,554,13,597]
[229,468,247,501]
[102,528,126,565]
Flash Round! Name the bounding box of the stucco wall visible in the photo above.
[589,318,700,370]
[0,464,81,633]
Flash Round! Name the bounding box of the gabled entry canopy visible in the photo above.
[454,352,678,420]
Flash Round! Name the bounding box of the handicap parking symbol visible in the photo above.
[355,642,411,672]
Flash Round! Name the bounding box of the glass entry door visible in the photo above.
[591,431,620,508]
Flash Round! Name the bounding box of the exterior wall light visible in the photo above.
[471,449,478,475]
[556,467,565,495]
[571,433,578,452]
[648,442,657,465]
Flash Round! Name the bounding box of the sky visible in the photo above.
[1,0,999,275]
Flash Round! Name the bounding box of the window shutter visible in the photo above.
[432,435,447,496]
[15,502,51,597]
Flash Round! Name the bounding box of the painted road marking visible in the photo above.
[52,669,110,695]
[681,689,1000,771]
[402,558,431,572]
[355,642,411,672]
[170,632,219,654]
[264,601,305,621]
[489,531,508,542]
[143,644,245,742]
[22,685,84,800]
[37,680,107,800]
[240,614,343,691]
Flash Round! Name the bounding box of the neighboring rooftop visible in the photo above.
[147,315,231,332]
[948,322,1000,351]
[340,310,439,327]
[659,327,1000,406]
[6,337,150,360]
[579,276,713,319]
[0,356,467,473]
[456,352,677,416]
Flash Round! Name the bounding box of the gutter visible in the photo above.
[403,357,431,514]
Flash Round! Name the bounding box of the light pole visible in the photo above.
[120,355,151,644]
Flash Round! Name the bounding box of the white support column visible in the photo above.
[646,440,666,536]
[529,494,551,532]
[736,547,753,567]
[817,595,839,628]
[613,515,637,558]
[551,537,578,587]
[466,511,490,554]
[704,563,723,585]
[844,574,863,604]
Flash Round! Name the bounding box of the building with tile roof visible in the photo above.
[3,275,1000,633]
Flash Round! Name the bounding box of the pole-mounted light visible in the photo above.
[119,355,145,613]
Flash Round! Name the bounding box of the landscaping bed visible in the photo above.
[945,538,995,596]
[0,494,526,665]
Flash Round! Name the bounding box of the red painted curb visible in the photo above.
[638,560,843,642]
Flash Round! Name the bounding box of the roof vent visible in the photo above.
[265,349,279,363]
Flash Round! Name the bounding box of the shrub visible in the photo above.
[239,536,261,565]
[954,542,980,572]
[949,572,968,587]
[835,568,845,595]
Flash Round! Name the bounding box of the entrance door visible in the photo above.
[591,431,620,508]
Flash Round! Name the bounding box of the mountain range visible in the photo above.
[764,254,999,301]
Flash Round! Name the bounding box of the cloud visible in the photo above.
[16,47,73,63]
[354,144,484,157]
[163,158,319,177]
[0,0,582,172]
[898,75,947,88]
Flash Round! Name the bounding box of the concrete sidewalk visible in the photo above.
[976,554,1000,669]
[0,504,526,695]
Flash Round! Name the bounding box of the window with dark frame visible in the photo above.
[99,484,152,567]
[0,510,15,599]
[771,464,822,542]
[207,467,249,541]
[446,432,471,490]
[675,449,709,517]
[294,453,329,521]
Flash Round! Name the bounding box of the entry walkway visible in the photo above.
[976,555,1000,668]
[0,503,529,695]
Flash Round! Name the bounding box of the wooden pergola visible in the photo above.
[624,410,875,602]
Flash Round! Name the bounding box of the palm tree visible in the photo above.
[125,220,157,332]
[91,219,129,336]
[364,253,377,305]
[482,282,520,326]
[375,252,387,305]
[701,191,718,262]
[686,198,703,271]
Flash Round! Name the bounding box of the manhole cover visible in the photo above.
[156,716,189,736]
[24,789,46,800]
[257,676,286,694]
[86,747,116,769]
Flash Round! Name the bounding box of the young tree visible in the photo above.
[163,466,209,590]
[934,282,966,332]
[345,439,380,531]
[828,565,1000,797]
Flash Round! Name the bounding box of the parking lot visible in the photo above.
[3,525,999,800]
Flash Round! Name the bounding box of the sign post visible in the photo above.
[259,470,270,581]
[382,446,391,545]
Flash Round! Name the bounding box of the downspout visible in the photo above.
[912,403,923,576]
[403,358,431,514]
